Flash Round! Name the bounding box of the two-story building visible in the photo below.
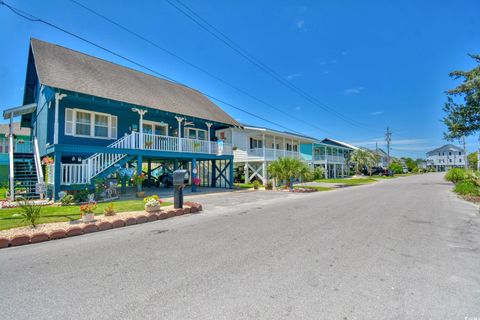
[216,125,316,183]
[3,38,240,200]
[426,144,465,171]
[300,138,356,178]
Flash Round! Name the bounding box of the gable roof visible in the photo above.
[29,38,240,127]
[241,124,317,143]
[321,138,358,150]
[426,144,463,155]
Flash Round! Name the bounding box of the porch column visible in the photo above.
[262,133,265,159]
[244,162,249,183]
[175,116,184,152]
[8,115,14,201]
[53,93,67,145]
[211,159,217,187]
[229,158,234,189]
[206,122,212,154]
[311,143,314,164]
[137,155,143,175]
[262,161,267,184]
[283,137,286,157]
[147,159,152,182]
[191,158,197,192]
[273,136,276,159]
[53,151,62,201]
[334,164,337,178]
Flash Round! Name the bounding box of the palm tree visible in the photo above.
[347,149,369,175]
[268,157,312,189]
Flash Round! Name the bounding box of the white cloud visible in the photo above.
[295,106,301,110]
[343,87,364,95]
[286,72,303,79]
[341,51,347,56]
[330,59,337,64]
[370,111,384,116]
[319,61,327,65]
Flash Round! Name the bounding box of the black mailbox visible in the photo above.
[173,169,189,208]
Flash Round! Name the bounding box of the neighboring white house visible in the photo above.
[426,144,465,171]
[216,125,316,183]
[310,138,356,178]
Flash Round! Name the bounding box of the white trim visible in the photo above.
[185,127,207,140]
[65,108,117,140]
[142,120,168,135]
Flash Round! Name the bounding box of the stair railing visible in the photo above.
[33,137,44,184]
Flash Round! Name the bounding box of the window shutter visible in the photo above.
[110,116,118,139]
[65,108,73,135]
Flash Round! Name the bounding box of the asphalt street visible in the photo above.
[1,173,479,319]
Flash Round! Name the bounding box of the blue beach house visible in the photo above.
[2,39,240,200]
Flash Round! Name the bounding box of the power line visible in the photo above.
[165,0,382,132]
[0,0,306,136]
[67,0,341,137]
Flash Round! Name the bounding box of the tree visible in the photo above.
[347,149,370,175]
[268,157,312,189]
[403,157,417,172]
[443,54,480,169]
[468,152,478,170]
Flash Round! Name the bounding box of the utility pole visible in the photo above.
[385,127,392,165]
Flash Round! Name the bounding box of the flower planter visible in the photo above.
[82,213,95,223]
[145,205,162,213]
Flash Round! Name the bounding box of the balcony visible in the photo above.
[248,147,300,160]
[115,132,232,156]
[313,154,346,163]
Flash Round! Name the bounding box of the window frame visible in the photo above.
[65,108,118,140]
[185,128,208,141]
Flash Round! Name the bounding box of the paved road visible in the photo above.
[1,173,479,319]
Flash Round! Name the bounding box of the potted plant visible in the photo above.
[80,202,97,223]
[253,180,260,190]
[132,172,146,198]
[265,180,273,190]
[144,195,163,213]
[145,140,153,149]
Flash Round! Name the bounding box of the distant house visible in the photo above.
[301,138,356,178]
[216,125,316,183]
[373,147,389,168]
[426,144,465,171]
[2,38,240,200]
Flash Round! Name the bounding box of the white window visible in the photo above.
[65,108,118,139]
[186,128,207,140]
[250,138,262,149]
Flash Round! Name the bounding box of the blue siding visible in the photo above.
[300,144,313,161]
[34,85,55,156]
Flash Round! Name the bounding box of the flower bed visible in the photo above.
[0,202,203,249]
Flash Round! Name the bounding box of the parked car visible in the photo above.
[380,169,394,176]
[361,166,384,176]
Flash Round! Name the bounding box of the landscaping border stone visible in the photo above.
[0,202,203,249]
[10,235,30,247]
[30,232,50,244]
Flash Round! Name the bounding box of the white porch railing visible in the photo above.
[58,132,232,185]
[313,154,346,163]
[248,148,301,160]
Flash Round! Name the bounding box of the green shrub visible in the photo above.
[445,168,467,184]
[17,197,42,228]
[313,167,325,180]
[60,194,74,206]
[388,163,403,174]
[454,181,480,196]
[253,180,260,190]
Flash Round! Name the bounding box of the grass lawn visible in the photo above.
[0,199,172,231]
[372,175,397,179]
[0,187,7,200]
[315,178,377,185]
[234,183,254,189]
[294,185,333,192]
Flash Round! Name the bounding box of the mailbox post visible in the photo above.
[173,169,189,209]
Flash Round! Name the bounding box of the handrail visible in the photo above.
[33,138,44,183]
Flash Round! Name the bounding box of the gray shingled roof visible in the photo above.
[30,38,240,127]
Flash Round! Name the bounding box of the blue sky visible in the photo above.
[1,0,479,158]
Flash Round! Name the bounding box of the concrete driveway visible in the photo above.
[0,173,479,319]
